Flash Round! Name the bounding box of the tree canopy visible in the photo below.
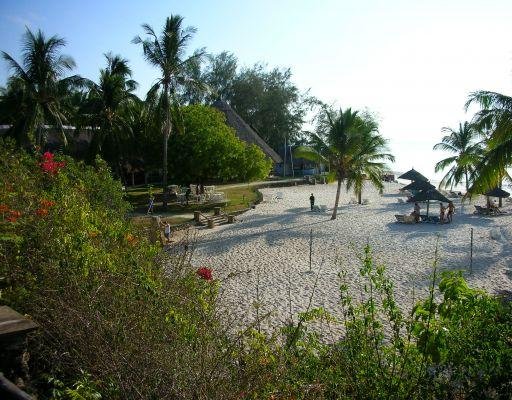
[168,104,272,184]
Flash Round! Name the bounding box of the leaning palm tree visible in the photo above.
[133,15,205,207]
[1,28,84,147]
[295,108,394,219]
[433,122,483,192]
[465,91,512,193]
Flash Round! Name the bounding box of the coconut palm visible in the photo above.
[81,53,139,160]
[295,108,394,220]
[433,122,484,192]
[465,91,512,193]
[133,15,206,207]
[1,28,84,146]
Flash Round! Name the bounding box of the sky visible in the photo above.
[1,0,512,180]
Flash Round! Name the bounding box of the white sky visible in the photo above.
[1,0,512,180]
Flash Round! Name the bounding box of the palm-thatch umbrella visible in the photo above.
[410,189,450,217]
[484,187,510,208]
[484,187,510,198]
[398,168,428,182]
[401,180,436,192]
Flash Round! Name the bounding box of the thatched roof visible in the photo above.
[398,168,428,182]
[212,99,282,163]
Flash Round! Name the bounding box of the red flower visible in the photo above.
[0,204,9,213]
[196,267,213,281]
[40,152,65,175]
[6,209,21,222]
[35,208,49,216]
[40,199,55,208]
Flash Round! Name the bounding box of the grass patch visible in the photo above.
[125,184,259,215]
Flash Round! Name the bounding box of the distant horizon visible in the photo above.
[1,0,512,181]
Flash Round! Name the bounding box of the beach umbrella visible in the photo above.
[398,168,428,182]
[410,189,450,217]
[401,180,435,192]
[484,187,510,198]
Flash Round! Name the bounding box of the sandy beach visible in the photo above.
[189,182,512,335]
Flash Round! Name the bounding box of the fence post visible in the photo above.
[470,228,474,274]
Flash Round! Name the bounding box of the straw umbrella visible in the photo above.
[398,168,429,182]
[410,189,450,217]
[484,187,510,208]
[401,180,436,192]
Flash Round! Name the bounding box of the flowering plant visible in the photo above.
[196,267,213,281]
[40,152,65,175]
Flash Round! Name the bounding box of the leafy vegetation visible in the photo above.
[1,142,510,399]
[433,121,484,191]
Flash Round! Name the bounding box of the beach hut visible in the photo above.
[410,188,450,218]
[398,168,428,182]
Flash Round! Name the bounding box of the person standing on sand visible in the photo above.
[310,193,315,211]
[439,203,446,223]
[447,201,455,223]
[163,222,171,243]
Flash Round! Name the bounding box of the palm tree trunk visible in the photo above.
[331,176,342,220]
[358,190,362,204]
[162,84,170,209]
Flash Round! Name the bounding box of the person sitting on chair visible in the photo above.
[411,202,421,222]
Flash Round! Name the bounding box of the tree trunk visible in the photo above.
[331,177,342,220]
[131,172,135,186]
[358,190,362,204]
[162,83,171,209]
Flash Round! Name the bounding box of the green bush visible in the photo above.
[0,141,238,399]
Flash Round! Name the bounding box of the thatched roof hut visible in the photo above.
[212,99,282,163]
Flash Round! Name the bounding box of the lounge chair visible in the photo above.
[395,214,415,224]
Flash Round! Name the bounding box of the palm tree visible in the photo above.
[81,53,139,160]
[464,91,512,194]
[133,15,205,208]
[295,108,394,220]
[433,122,483,192]
[1,28,83,147]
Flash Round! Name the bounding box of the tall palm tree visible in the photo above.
[295,108,394,220]
[81,53,139,160]
[433,122,483,192]
[1,28,83,147]
[465,91,512,193]
[133,15,205,207]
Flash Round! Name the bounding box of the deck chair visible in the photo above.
[395,214,415,224]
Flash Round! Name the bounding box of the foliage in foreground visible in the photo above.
[1,142,511,399]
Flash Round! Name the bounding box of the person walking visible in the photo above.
[163,221,171,243]
[147,195,155,214]
[309,193,315,211]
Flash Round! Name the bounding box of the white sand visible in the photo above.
[189,182,512,335]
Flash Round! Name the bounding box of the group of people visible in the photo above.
[411,201,455,223]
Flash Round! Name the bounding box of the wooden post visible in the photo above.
[228,215,235,223]
[194,211,201,223]
[214,207,221,216]
[207,218,215,229]
[309,228,313,272]
[470,228,474,274]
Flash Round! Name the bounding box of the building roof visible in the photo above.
[212,99,283,163]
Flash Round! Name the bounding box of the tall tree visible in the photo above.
[433,122,483,192]
[133,15,205,207]
[0,28,83,147]
[295,108,394,219]
[81,53,139,162]
[465,91,512,193]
